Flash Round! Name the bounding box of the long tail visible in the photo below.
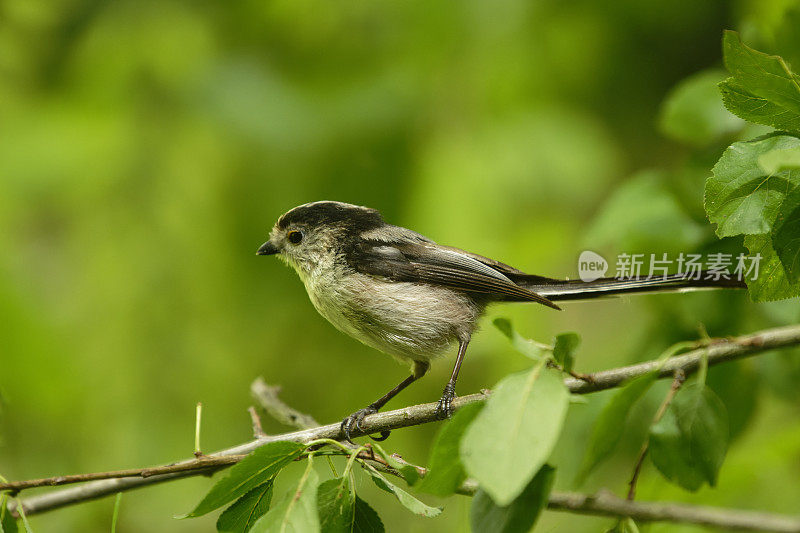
[513,273,746,302]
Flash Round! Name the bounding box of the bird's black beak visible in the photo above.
[256,241,279,256]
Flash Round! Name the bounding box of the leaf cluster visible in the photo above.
[705,31,800,301]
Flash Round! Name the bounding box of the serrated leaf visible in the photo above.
[493,318,548,361]
[721,31,800,127]
[317,478,354,533]
[553,332,580,374]
[719,79,800,133]
[705,134,800,237]
[250,466,319,533]
[470,465,554,533]
[744,234,800,301]
[183,441,306,518]
[576,373,657,485]
[364,465,441,517]
[649,382,729,491]
[659,69,743,145]
[217,481,274,533]
[417,402,484,497]
[353,497,384,533]
[461,364,569,506]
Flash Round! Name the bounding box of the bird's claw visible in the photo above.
[341,406,390,443]
[435,383,457,419]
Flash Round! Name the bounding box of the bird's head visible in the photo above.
[257,201,384,278]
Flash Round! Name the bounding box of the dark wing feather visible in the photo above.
[350,240,560,310]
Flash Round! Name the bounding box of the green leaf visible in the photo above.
[772,187,800,282]
[461,364,569,506]
[183,441,306,518]
[706,362,758,441]
[576,373,657,485]
[493,318,548,361]
[719,79,800,133]
[317,477,354,533]
[368,444,420,487]
[416,402,484,497]
[659,69,743,145]
[353,497,384,533]
[217,481,274,533]
[1,499,18,533]
[744,233,800,301]
[364,465,441,517]
[111,493,122,533]
[606,517,640,533]
[470,465,554,533]
[758,145,800,174]
[720,31,800,131]
[250,466,320,533]
[705,134,800,237]
[649,382,729,491]
[552,332,580,374]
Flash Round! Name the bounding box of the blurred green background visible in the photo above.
[2,0,800,531]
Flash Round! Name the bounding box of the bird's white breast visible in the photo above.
[302,266,480,365]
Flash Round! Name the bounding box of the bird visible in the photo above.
[256,201,745,441]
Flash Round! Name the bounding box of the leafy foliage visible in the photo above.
[363,465,441,518]
[0,496,18,533]
[552,333,580,374]
[368,444,419,487]
[317,478,354,533]
[182,441,305,518]
[461,362,569,506]
[416,402,484,497]
[250,465,319,533]
[706,134,800,238]
[706,30,800,300]
[649,382,730,491]
[719,31,800,132]
[470,465,554,533]
[216,481,273,533]
[576,373,658,484]
[352,497,384,533]
[492,318,548,361]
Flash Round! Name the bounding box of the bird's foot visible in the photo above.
[435,383,457,419]
[340,406,390,443]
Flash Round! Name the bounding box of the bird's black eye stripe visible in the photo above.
[288,230,303,244]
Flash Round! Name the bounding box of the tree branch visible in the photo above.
[545,490,800,532]
[4,324,800,526]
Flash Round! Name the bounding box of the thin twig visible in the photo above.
[5,324,800,520]
[248,406,267,438]
[627,369,686,500]
[0,456,245,493]
[545,490,800,533]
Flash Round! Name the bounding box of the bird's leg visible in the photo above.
[436,339,469,419]
[341,360,429,443]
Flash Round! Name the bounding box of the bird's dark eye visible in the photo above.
[287,230,303,244]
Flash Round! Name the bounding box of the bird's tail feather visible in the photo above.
[514,273,746,302]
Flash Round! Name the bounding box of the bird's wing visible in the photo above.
[349,238,560,310]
